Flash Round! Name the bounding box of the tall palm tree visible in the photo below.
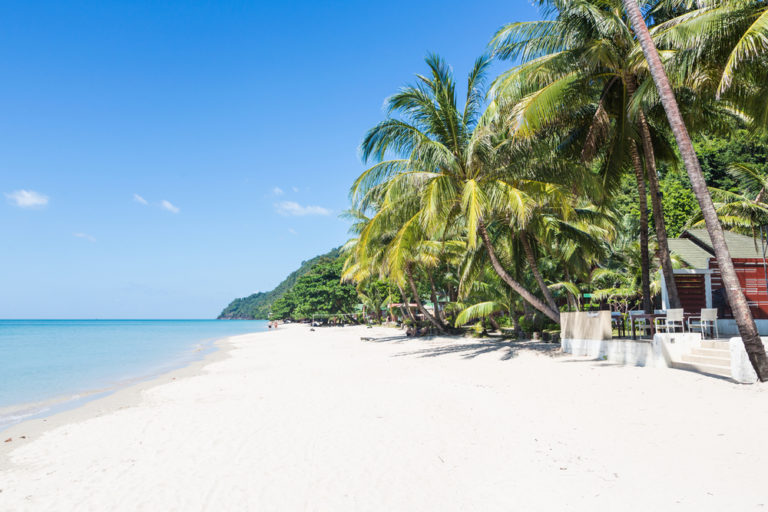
[623,0,768,380]
[489,0,683,312]
[353,54,566,323]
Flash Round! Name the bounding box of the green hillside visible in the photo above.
[217,247,341,319]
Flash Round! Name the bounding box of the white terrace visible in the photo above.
[560,311,763,384]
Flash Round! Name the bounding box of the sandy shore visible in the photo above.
[2,324,768,511]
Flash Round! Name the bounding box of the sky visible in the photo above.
[0,0,538,318]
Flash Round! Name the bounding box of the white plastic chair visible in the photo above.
[687,308,719,339]
[654,308,685,333]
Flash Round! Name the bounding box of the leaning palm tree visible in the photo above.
[622,0,768,380]
[352,54,566,323]
[489,0,683,313]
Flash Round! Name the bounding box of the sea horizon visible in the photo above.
[0,319,268,431]
[0,318,250,321]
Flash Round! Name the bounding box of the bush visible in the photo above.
[518,316,534,334]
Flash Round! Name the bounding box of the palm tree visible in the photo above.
[686,162,768,235]
[341,205,417,325]
[352,54,565,323]
[454,271,517,331]
[504,197,615,312]
[546,205,617,308]
[651,0,768,110]
[591,214,682,310]
[622,0,768,380]
[489,0,683,312]
[344,181,450,332]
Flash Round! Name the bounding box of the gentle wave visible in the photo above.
[0,391,108,431]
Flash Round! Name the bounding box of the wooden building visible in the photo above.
[665,229,768,324]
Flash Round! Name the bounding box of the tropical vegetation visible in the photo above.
[217,0,768,379]
[269,258,359,321]
[218,248,345,319]
[338,0,768,378]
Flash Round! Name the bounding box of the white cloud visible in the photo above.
[292,186,299,193]
[5,189,48,208]
[275,201,330,217]
[160,200,180,213]
[288,228,297,235]
[73,232,96,242]
[273,187,284,196]
[133,193,148,205]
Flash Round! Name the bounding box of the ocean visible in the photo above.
[0,319,268,431]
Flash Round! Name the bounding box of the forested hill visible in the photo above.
[217,247,341,319]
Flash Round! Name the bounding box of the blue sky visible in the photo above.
[0,0,537,318]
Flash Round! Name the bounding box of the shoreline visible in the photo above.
[0,332,247,464]
[0,336,220,434]
[0,320,268,435]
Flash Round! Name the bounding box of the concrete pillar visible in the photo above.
[659,270,668,311]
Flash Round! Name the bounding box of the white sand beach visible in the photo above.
[2,324,768,511]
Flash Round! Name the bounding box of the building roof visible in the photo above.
[667,238,712,268]
[669,229,767,268]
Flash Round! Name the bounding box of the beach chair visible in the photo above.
[687,308,719,339]
[628,310,651,338]
[654,308,685,333]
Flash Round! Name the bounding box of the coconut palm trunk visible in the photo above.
[563,267,580,312]
[397,284,418,324]
[488,312,501,332]
[629,142,653,313]
[637,110,682,309]
[623,0,768,380]
[521,234,559,313]
[427,271,446,324]
[511,311,522,337]
[446,281,458,303]
[405,265,445,332]
[478,219,560,323]
[626,76,680,310]
[523,301,534,324]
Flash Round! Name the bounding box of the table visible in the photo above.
[629,313,693,339]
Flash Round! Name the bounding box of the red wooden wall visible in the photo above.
[709,258,768,319]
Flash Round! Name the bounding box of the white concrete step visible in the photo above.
[681,353,731,366]
[672,361,731,378]
[701,340,730,350]
[691,347,730,358]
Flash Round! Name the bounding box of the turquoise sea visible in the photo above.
[0,319,268,431]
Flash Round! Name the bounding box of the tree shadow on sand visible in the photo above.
[390,338,560,360]
[360,335,412,344]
